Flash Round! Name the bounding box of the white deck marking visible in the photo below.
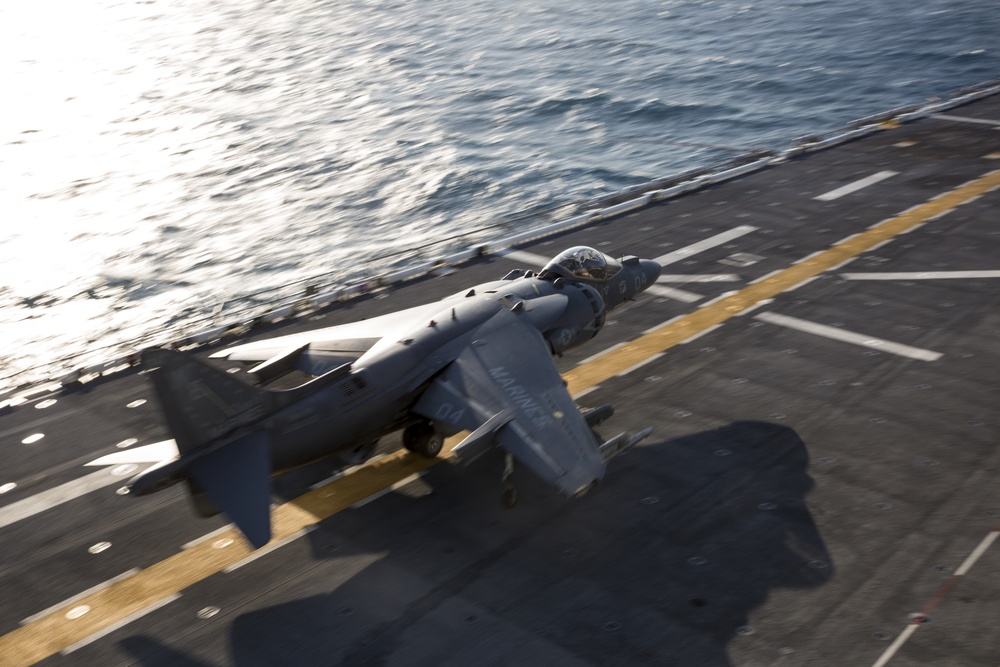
[307,454,389,491]
[60,593,181,655]
[932,114,1000,127]
[871,529,1000,667]
[871,623,919,667]
[653,225,757,266]
[680,324,723,345]
[842,270,1000,280]
[181,524,234,550]
[0,466,149,530]
[734,299,773,317]
[815,170,898,201]
[351,471,425,509]
[658,273,741,283]
[753,312,943,361]
[20,569,141,626]
[642,315,687,335]
[955,531,1000,576]
[787,276,820,292]
[644,284,702,302]
[614,353,665,377]
[223,526,317,573]
[578,342,627,365]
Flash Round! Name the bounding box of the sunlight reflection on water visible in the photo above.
[1,0,998,381]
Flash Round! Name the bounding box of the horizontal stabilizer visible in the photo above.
[85,440,180,466]
[187,430,273,548]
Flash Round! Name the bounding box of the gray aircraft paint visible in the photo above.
[122,248,660,547]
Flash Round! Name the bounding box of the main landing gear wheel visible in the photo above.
[402,423,443,458]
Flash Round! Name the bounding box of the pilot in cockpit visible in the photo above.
[541,246,622,282]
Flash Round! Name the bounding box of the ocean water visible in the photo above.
[2,0,998,385]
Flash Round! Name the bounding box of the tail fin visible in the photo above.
[140,349,355,547]
[142,348,277,454]
[142,349,278,547]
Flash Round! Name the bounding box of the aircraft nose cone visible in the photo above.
[641,259,661,288]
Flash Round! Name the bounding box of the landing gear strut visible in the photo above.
[402,422,443,458]
[501,452,517,508]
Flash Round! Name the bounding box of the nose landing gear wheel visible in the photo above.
[403,423,443,458]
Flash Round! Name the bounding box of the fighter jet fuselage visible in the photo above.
[125,248,661,547]
[250,264,647,474]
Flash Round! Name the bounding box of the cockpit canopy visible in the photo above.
[541,246,622,283]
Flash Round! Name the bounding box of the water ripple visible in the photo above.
[1,0,998,381]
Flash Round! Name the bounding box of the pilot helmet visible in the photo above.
[542,246,614,281]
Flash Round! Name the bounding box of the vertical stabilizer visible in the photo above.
[142,349,272,454]
[141,349,276,547]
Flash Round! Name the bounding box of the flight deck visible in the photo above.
[1,88,999,666]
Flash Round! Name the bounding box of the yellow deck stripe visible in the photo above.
[565,169,1000,394]
[2,169,998,665]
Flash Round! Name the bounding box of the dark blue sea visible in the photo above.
[2,0,998,383]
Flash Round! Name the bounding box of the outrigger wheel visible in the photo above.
[402,422,444,458]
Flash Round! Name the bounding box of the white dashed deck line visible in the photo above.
[223,526,317,573]
[658,273,741,283]
[571,386,600,400]
[643,315,687,335]
[871,623,920,667]
[306,454,389,491]
[644,284,702,302]
[653,226,757,266]
[815,170,898,201]
[578,342,627,365]
[842,270,1000,280]
[753,312,943,361]
[871,529,1000,667]
[351,471,425,509]
[680,324,723,345]
[955,531,1000,576]
[181,524,235,550]
[0,466,149,530]
[614,353,665,377]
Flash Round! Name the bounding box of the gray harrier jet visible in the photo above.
[110,247,660,547]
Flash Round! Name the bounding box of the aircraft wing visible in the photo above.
[412,306,606,496]
[210,300,452,374]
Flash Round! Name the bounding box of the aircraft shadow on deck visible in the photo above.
[121,420,833,666]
